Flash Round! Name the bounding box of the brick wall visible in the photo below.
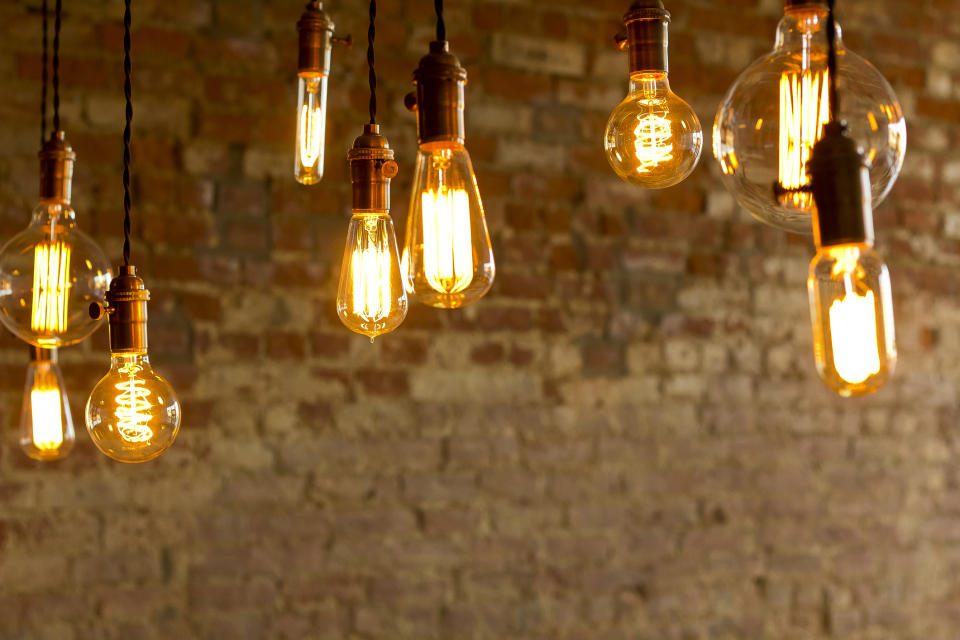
[1,0,959,637]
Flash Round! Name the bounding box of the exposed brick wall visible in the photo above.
[1,0,959,637]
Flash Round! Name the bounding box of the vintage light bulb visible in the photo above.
[403,41,494,308]
[0,132,111,347]
[294,1,336,185]
[604,1,702,189]
[713,0,906,233]
[19,346,74,461]
[336,124,407,340]
[85,266,180,463]
[806,122,895,396]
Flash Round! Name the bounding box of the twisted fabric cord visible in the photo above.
[41,0,48,143]
[121,0,133,265]
[435,0,446,41]
[367,0,377,124]
[52,0,61,132]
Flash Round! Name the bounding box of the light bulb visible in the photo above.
[294,1,335,185]
[713,0,906,233]
[402,40,494,309]
[603,2,702,189]
[85,265,181,463]
[19,346,74,461]
[0,132,111,347]
[808,243,895,396]
[337,123,407,341]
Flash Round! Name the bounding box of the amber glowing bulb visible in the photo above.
[19,346,75,461]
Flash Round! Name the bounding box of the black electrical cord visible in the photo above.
[41,0,47,143]
[435,0,446,42]
[52,0,61,133]
[826,0,839,122]
[121,0,133,266]
[367,0,377,124]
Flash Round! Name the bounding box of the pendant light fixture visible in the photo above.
[85,0,181,463]
[401,0,495,309]
[804,0,895,397]
[20,346,75,461]
[294,1,350,185]
[336,0,407,341]
[604,0,702,189]
[0,0,111,349]
[713,0,906,234]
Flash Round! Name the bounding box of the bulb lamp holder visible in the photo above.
[39,130,75,206]
[348,123,398,212]
[297,0,338,74]
[89,265,150,354]
[615,0,671,75]
[404,40,467,145]
[807,121,874,247]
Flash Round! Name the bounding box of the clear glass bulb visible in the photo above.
[808,243,895,396]
[604,72,702,188]
[713,6,906,233]
[294,71,329,185]
[337,212,407,340]
[19,349,74,461]
[0,202,111,347]
[403,142,495,308]
[85,353,181,463]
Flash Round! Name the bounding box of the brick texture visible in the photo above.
[1,0,959,638]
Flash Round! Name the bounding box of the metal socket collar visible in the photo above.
[348,124,399,212]
[39,130,76,205]
[405,40,467,145]
[807,121,874,248]
[617,0,671,75]
[89,264,150,354]
[298,0,335,74]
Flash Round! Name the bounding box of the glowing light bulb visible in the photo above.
[294,73,328,184]
[337,213,407,340]
[808,244,895,396]
[713,1,906,233]
[0,133,111,347]
[86,353,180,462]
[604,1,702,189]
[404,144,494,308]
[19,347,74,461]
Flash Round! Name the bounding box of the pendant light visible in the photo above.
[293,1,350,185]
[401,0,495,309]
[0,0,111,349]
[85,0,181,463]
[604,0,702,189]
[336,0,407,341]
[20,346,74,461]
[804,0,895,396]
[713,0,906,234]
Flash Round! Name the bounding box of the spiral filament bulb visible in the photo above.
[778,69,830,207]
[630,76,674,174]
[114,362,152,443]
[31,240,71,336]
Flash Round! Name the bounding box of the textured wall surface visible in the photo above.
[1,0,959,638]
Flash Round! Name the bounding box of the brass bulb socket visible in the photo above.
[89,264,150,354]
[348,123,399,212]
[297,0,335,74]
[620,0,671,75]
[39,130,76,205]
[807,121,874,248]
[29,345,57,363]
[405,40,467,145]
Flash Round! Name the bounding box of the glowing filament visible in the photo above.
[31,241,71,334]
[827,247,881,384]
[778,69,830,207]
[298,104,323,168]
[30,384,63,451]
[633,113,673,173]
[422,186,473,294]
[114,364,152,443]
[351,222,392,323]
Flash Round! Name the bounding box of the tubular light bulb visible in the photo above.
[808,244,895,396]
[0,132,111,347]
[713,1,906,233]
[19,347,74,461]
[294,0,335,185]
[337,213,407,340]
[404,143,494,308]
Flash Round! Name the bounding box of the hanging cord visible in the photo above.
[826,0,839,122]
[367,0,377,124]
[121,0,133,266]
[40,0,48,143]
[52,0,61,132]
[435,0,446,42]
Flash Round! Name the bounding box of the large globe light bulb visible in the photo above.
[713,1,906,234]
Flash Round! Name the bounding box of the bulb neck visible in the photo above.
[808,122,874,248]
[773,9,842,51]
[110,352,150,368]
[348,124,399,212]
[29,345,58,364]
[297,0,334,75]
[621,1,670,75]
[90,264,150,355]
[405,41,467,146]
[38,131,76,206]
[628,72,669,95]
